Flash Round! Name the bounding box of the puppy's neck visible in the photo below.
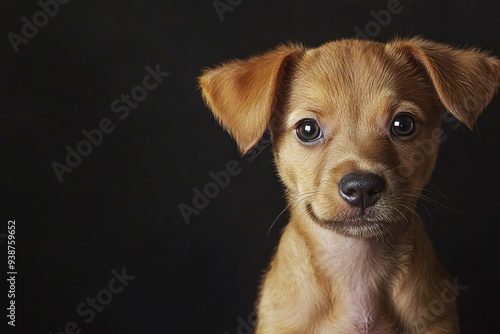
[290,210,418,324]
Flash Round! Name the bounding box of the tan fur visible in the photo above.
[198,37,500,333]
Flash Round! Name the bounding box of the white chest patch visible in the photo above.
[315,231,393,333]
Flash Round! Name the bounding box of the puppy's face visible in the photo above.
[273,40,443,238]
[199,38,500,238]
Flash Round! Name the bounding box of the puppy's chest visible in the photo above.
[331,281,384,333]
[317,240,395,333]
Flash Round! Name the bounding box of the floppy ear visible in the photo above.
[387,37,500,129]
[198,44,305,154]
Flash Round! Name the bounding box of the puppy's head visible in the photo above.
[199,38,500,238]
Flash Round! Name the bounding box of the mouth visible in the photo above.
[305,203,392,238]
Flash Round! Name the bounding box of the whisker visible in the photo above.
[247,142,272,168]
[267,205,290,237]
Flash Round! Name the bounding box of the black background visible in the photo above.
[1,0,499,333]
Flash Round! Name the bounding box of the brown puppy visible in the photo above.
[198,37,500,333]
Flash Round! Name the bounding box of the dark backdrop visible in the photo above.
[1,0,499,333]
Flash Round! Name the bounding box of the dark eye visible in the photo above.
[391,113,417,137]
[296,119,323,143]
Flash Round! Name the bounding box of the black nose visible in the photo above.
[338,172,385,209]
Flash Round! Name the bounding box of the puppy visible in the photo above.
[198,37,500,333]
